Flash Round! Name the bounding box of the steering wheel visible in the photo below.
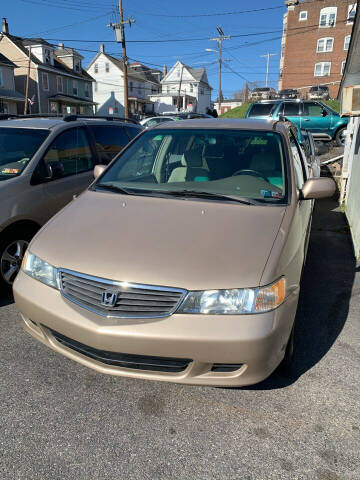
[232,169,269,183]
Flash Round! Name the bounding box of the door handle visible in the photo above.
[303,118,310,122]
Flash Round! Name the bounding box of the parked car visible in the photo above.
[0,114,142,288]
[246,100,348,146]
[249,87,277,100]
[14,118,335,387]
[140,116,175,128]
[278,89,299,99]
[308,85,330,100]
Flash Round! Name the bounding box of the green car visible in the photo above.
[246,100,348,146]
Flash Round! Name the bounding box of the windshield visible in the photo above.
[96,128,287,204]
[248,103,275,117]
[0,128,49,181]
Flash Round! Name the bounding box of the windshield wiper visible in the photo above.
[95,183,132,195]
[156,190,257,205]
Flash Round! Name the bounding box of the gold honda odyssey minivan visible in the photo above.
[14,119,335,386]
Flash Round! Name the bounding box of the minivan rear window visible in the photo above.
[248,103,275,117]
[0,128,49,180]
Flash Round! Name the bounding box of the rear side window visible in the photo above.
[125,126,142,140]
[248,103,275,117]
[303,102,325,117]
[283,102,300,116]
[43,127,93,177]
[90,125,131,164]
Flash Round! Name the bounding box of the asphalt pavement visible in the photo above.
[0,197,359,480]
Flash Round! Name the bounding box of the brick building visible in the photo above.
[279,0,356,98]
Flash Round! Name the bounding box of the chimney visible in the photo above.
[58,42,64,49]
[2,18,9,35]
[163,65,167,77]
[100,43,105,53]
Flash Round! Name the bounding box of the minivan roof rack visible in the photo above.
[0,113,139,125]
[62,114,139,124]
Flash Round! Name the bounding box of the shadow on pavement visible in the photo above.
[0,290,14,308]
[246,196,356,390]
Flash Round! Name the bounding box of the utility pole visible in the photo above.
[108,1,135,119]
[176,63,184,112]
[24,47,31,115]
[210,27,230,114]
[260,53,277,88]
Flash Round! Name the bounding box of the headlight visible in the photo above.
[22,251,59,289]
[177,277,286,314]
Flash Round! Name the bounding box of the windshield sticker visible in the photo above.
[271,191,284,199]
[261,189,272,198]
[261,189,284,199]
[1,168,19,175]
[153,135,163,141]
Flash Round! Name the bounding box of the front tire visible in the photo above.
[0,227,36,291]
[335,127,346,147]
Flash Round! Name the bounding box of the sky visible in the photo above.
[3,0,286,99]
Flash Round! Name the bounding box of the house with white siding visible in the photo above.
[87,45,161,117]
[149,60,212,114]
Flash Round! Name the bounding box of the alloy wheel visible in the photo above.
[0,239,29,285]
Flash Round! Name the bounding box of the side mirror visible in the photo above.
[301,177,336,200]
[46,160,64,180]
[322,110,328,117]
[94,164,106,179]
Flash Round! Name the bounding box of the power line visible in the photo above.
[131,5,285,18]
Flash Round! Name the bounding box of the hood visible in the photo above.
[31,191,286,290]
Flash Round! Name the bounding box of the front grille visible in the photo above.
[49,328,192,373]
[59,269,186,318]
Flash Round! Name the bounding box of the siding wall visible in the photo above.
[0,35,39,111]
[345,116,360,260]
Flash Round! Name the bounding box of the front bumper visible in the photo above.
[13,271,299,386]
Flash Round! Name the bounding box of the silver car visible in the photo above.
[0,114,142,289]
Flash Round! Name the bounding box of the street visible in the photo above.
[0,197,359,480]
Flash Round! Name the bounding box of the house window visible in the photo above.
[347,4,357,24]
[105,62,110,73]
[200,87,204,95]
[42,72,49,91]
[44,48,51,64]
[176,69,180,78]
[94,63,98,74]
[85,83,91,98]
[341,60,346,75]
[344,35,351,51]
[299,11,307,21]
[314,62,331,77]
[167,85,170,93]
[190,83,193,93]
[74,58,81,72]
[56,76,63,93]
[317,37,334,53]
[0,100,9,114]
[319,7,337,28]
[72,80,78,96]
[94,82,98,92]
[129,81,133,92]
[0,67,3,87]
